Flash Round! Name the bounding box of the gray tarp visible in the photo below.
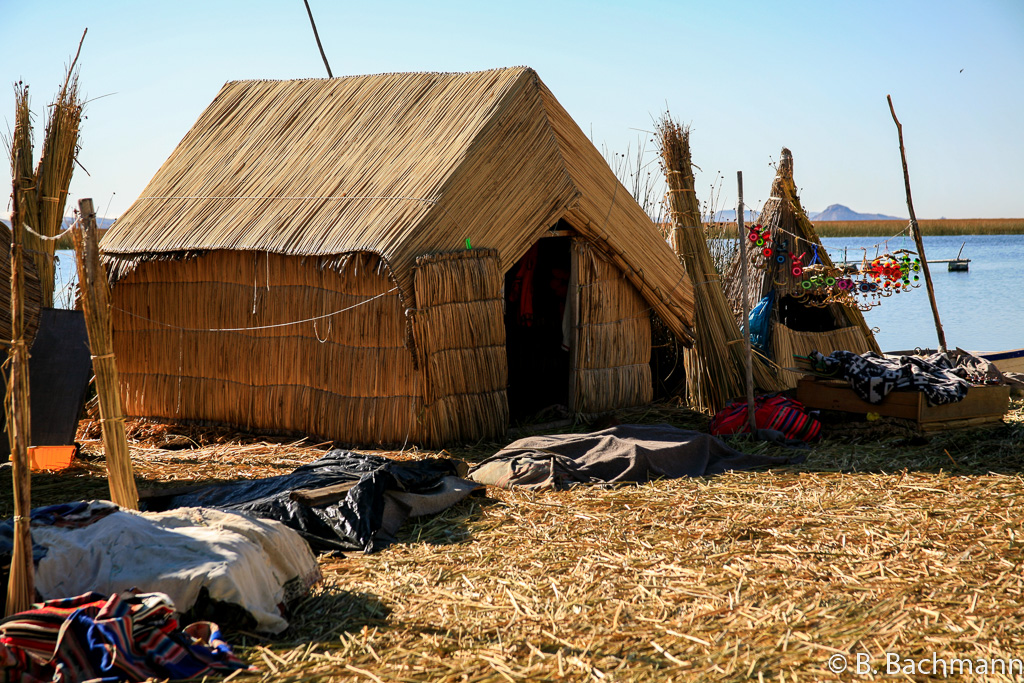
[469,423,804,489]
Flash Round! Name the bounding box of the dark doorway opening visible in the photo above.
[505,236,572,421]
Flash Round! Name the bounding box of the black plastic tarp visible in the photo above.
[148,451,465,553]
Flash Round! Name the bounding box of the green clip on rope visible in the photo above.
[465,238,472,250]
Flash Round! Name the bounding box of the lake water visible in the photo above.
[819,234,1024,352]
[55,236,1024,352]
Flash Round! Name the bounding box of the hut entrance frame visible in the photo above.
[504,233,573,421]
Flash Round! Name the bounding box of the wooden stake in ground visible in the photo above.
[6,173,34,617]
[736,172,757,432]
[887,94,947,352]
[73,198,139,509]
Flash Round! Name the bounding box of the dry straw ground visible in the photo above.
[3,400,1024,682]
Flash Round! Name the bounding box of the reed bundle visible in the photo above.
[4,158,33,617]
[102,67,694,344]
[571,239,652,413]
[657,117,783,413]
[73,200,138,509]
[9,36,85,309]
[411,249,508,444]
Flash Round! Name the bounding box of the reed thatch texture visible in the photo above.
[102,67,694,343]
[411,249,508,444]
[723,148,879,384]
[658,118,784,413]
[773,323,875,386]
[570,239,652,414]
[111,251,422,446]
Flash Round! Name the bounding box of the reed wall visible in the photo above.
[411,248,508,444]
[110,250,422,445]
[571,239,652,414]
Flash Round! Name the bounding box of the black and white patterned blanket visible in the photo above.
[808,350,970,406]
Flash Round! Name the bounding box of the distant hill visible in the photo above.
[707,205,903,223]
[705,209,760,223]
[810,204,903,221]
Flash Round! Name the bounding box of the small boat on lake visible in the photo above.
[976,348,1024,374]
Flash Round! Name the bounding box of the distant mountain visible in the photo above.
[707,205,903,223]
[809,204,903,221]
[706,209,760,223]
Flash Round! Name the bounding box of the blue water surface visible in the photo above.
[820,235,1024,352]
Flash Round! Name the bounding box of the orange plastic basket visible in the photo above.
[28,445,76,471]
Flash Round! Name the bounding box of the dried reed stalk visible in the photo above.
[657,117,783,413]
[5,158,34,617]
[15,33,85,308]
[74,199,138,509]
[3,398,1015,680]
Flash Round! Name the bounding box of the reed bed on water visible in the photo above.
[2,398,1018,680]
[814,218,1024,237]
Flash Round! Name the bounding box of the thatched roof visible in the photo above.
[102,67,694,341]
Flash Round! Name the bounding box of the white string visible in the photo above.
[21,220,76,242]
[113,287,397,332]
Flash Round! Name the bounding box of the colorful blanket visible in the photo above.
[0,591,254,682]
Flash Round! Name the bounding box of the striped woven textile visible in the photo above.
[0,591,254,682]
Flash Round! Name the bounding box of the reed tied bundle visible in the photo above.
[74,199,139,509]
[4,157,34,617]
[9,33,85,309]
[657,116,783,413]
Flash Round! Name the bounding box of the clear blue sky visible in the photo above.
[3,0,1022,220]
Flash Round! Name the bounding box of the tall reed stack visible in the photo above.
[74,200,139,509]
[5,142,34,617]
[657,116,783,413]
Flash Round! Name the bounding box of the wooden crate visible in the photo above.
[796,377,1010,431]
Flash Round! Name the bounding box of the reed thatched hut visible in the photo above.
[724,148,878,387]
[101,67,695,446]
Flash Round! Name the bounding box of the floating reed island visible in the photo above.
[2,398,1018,681]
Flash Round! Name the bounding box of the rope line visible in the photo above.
[112,287,398,332]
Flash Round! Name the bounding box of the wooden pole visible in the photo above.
[6,175,34,616]
[73,199,139,509]
[736,172,757,432]
[887,95,947,352]
[302,0,333,77]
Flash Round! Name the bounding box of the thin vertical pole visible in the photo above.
[302,0,333,77]
[6,178,34,616]
[736,172,757,432]
[887,95,947,352]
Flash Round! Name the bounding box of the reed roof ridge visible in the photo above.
[222,65,535,87]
